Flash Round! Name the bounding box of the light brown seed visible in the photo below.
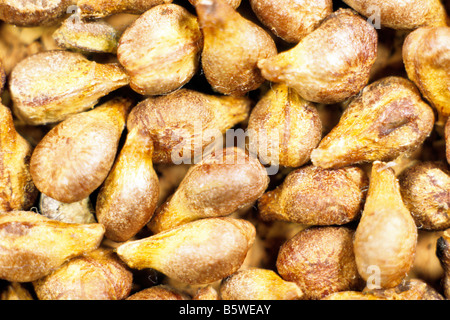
[148,147,269,233]
[0,211,105,282]
[0,104,38,212]
[10,50,129,125]
[399,161,450,231]
[342,0,448,30]
[126,89,251,164]
[116,217,256,285]
[322,291,384,300]
[353,161,418,289]
[258,165,368,226]
[219,267,303,300]
[30,97,132,203]
[249,0,332,43]
[96,127,160,242]
[403,26,450,117]
[117,4,203,95]
[0,0,73,27]
[77,0,173,19]
[310,76,435,169]
[276,226,364,300]
[126,285,190,300]
[33,247,133,300]
[247,83,322,168]
[0,282,34,300]
[258,9,378,104]
[195,0,277,96]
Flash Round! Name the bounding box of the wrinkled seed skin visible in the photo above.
[0,104,38,212]
[30,97,132,203]
[247,84,322,168]
[403,26,450,117]
[0,0,73,27]
[399,161,450,231]
[342,0,448,30]
[195,0,277,96]
[311,76,435,169]
[258,165,368,226]
[148,147,269,233]
[276,226,363,300]
[258,9,378,104]
[117,4,203,96]
[249,0,332,43]
[33,248,133,300]
[117,217,256,285]
[127,89,250,164]
[96,127,160,242]
[126,285,190,300]
[10,50,129,125]
[219,268,303,300]
[78,0,173,19]
[0,211,105,282]
[354,162,418,289]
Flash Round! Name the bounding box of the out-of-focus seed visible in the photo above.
[77,0,173,19]
[342,0,448,30]
[53,17,120,53]
[0,0,74,27]
[364,278,444,300]
[39,193,96,224]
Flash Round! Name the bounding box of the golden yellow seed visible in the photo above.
[0,211,105,282]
